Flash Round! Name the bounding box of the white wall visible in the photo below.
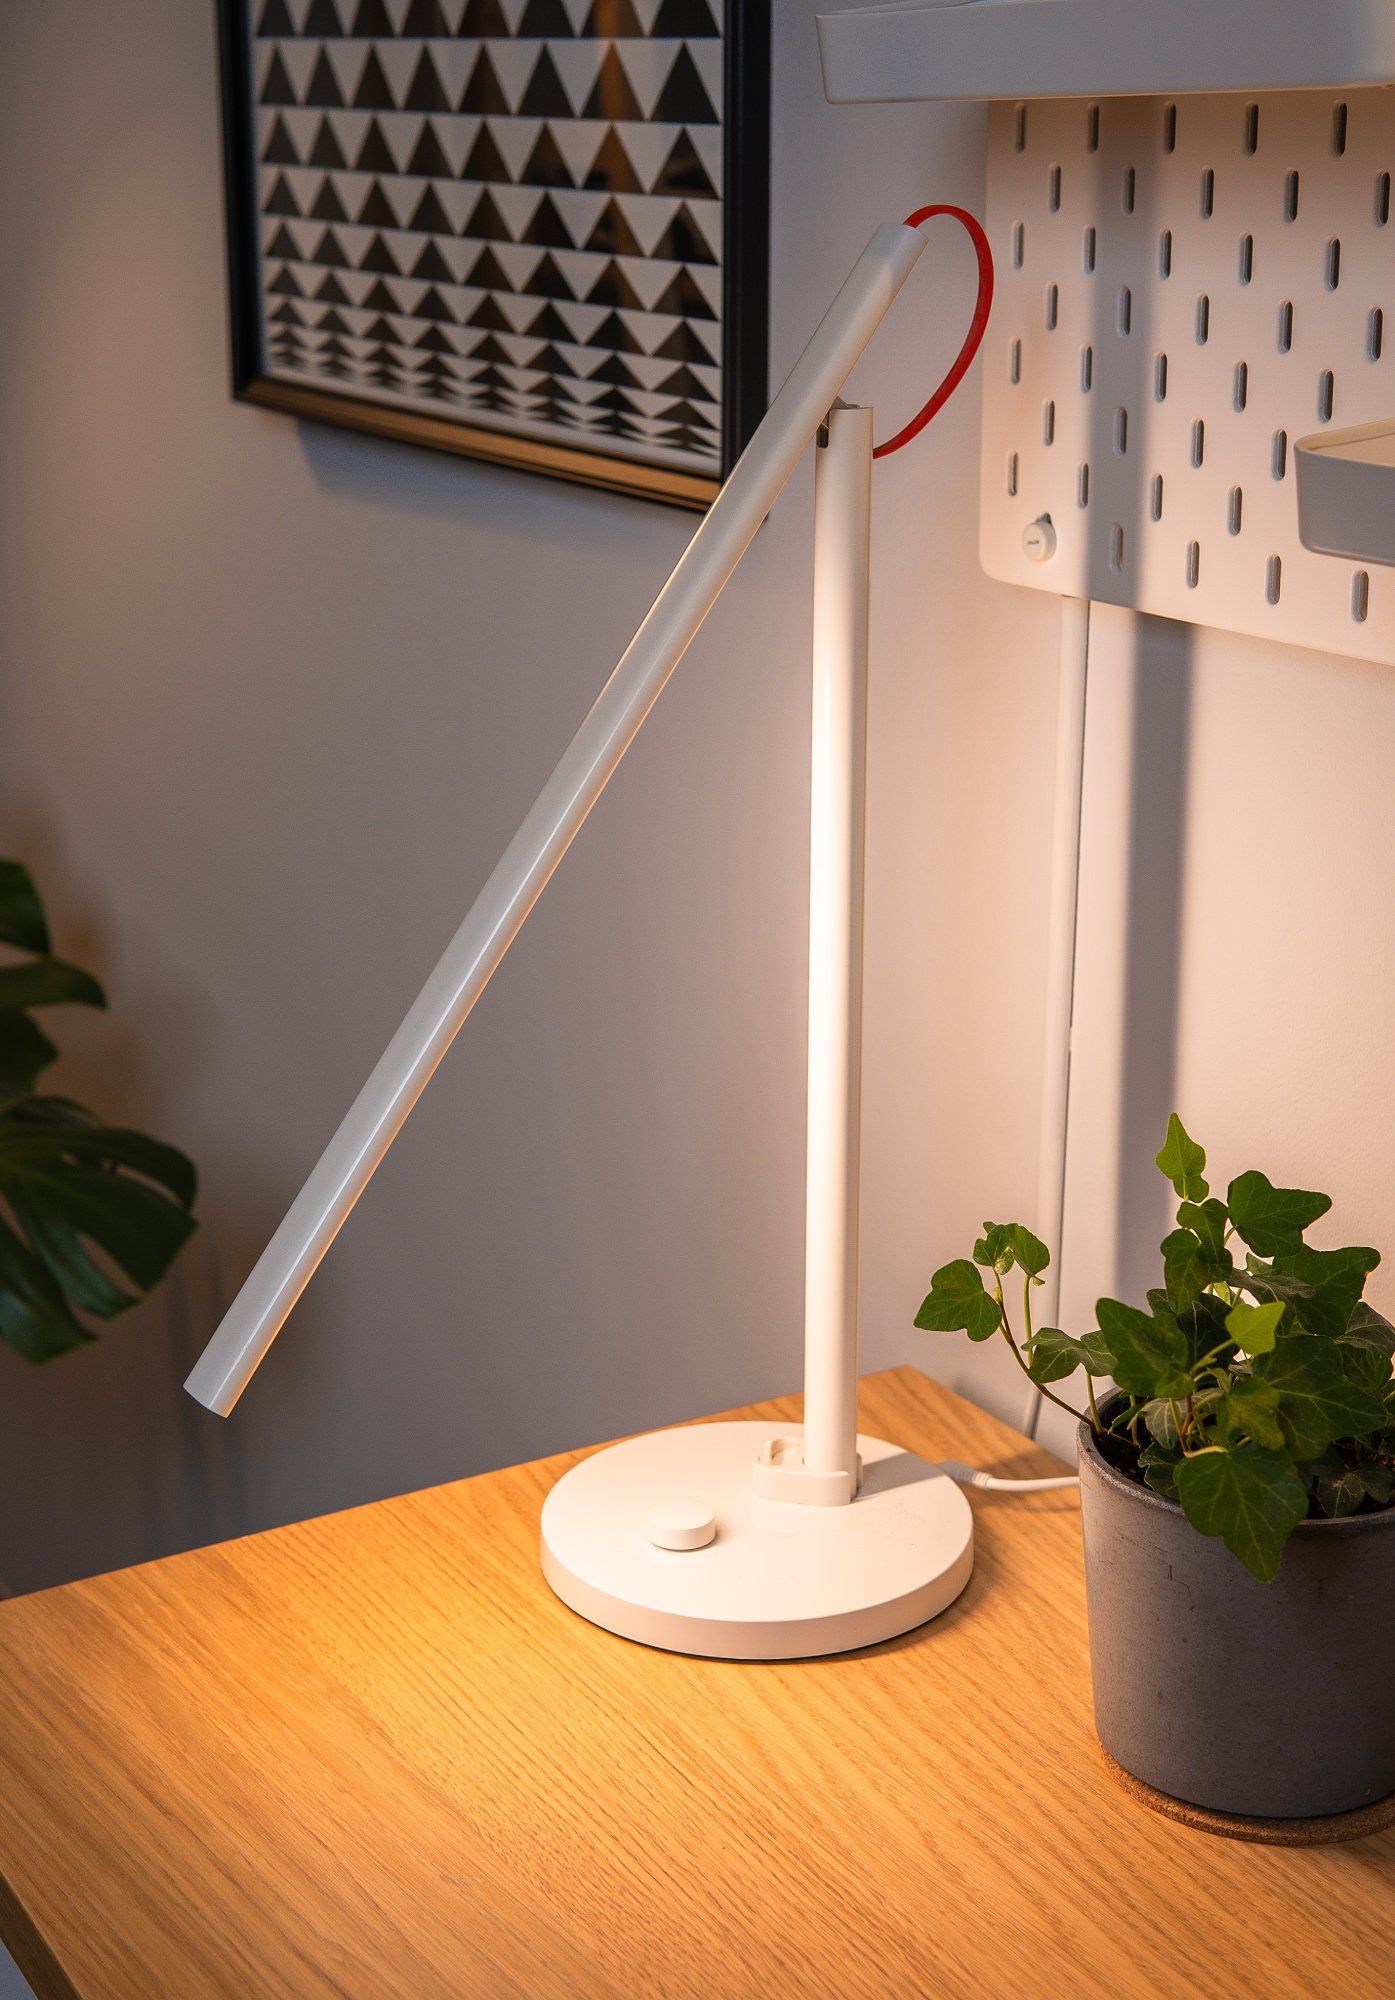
[0,0,1064,1592]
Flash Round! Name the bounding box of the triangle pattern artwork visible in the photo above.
[238,0,751,490]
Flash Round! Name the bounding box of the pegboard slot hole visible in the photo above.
[1333,102,1349,157]
[1266,555,1283,605]
[1278,300,1295,352]
[1083,224,1097,273]
[1154,352,1169,402]
[1369,308,1385,362]
[1118,286,1133,336]
[1163,103,1178,154]
[1285,169,1301,221]
[1195,294,1211,344]
[1080,344,1094,391]
[1009,337,1022,384]
[1318,369,1335,422]
[1046,282,1060,330]
[1186,541,1201,588]
[1238,233,1254,284]
[1110,524,1125,571]
[1325,237,1342,290]
[1378,171,1392,226]
[1191,419,1206,468]
[1012,222,1026,269]
[1150,474,1164,522]
[1352,570,1371,623]
[1049,163,1063,212]
[1044,400,1056,445]
[1007,451,1019,498]
[1244,103,1260,155]
[1228,486,1244,535]
[1087,104,1101,153]
[1078,461,1091,508]
[1272,429,1289,480]
[1015,104,1028,152]
[1234,361,1249,412]
[1200,167,1216,219]
[1159,229,1173,278]
[1123,166,1136,214]
[1113,406,1129,456]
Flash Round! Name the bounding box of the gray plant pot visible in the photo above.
[1077,1412,1395,1820]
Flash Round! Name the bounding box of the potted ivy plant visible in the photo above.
[915,1116,1395,1828]
[0,859,197,1368]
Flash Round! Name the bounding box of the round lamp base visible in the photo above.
[540,1421,975,1660]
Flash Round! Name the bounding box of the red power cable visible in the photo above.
[871,205,996,460]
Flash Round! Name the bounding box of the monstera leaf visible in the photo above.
[0,862,196,1361]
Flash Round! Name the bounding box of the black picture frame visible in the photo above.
[216,0,770,509]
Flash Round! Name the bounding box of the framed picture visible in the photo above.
[217,0,770,508]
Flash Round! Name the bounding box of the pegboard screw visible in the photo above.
[1023,514,1059,563]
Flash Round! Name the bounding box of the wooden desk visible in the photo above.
[0,1367,1390,2000]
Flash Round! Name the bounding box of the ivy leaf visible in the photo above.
[1176,1445,1309,1582]
[0,1213,93,1360]
[1253,1333,1387,1459]
[972,1222,1014,1272]
[1233,1258,1315,1305]
[1334,1337,1392,1393]
[1007,1225,1050,1278]
[1177,1196,1229,1258]
[1224,1299,1284,1355]
[1217,1375,1286,1451]
[1227,1170,1332,1258]
[1155,1114,1208,1201]
[1026,1326,1108,1385]
[914,1260,1002,1341]
[1138,1441,1182,1502]
[1274,1244,1380,1340]
[0,861,51,955]
[1342,1299,1395,1356]
[1096,1297,1192,1399]
[0,1011,59,1101]
[1161,1229,1207,1313]
[0,958,106,1014]
[1141,1397,1181,1447]
[1312,1464,1371,1517]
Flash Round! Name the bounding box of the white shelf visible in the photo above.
[817,0,1395,105]
[1297,422,1395,569]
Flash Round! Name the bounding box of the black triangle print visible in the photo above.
[268,299,306,324]
[256,0,296,33]
[464,190,513,242]
[467,295,514,329]
[653,48,717,125]
[519,193,575,250]
[458,0,508,31]
[414,324,458,352]
[590,386,641,414]
[411,240,455,282]
[529,341,570,372]
[265,221,302,259]
[519,48,573,119]
[652,0,719,33]
[317,307,352,333]
[652,128,716,199]
[353,49,397,111]
[651,318,717,362]
[584,258,643,309]
[358,232,402,274]
[470,333,512,363]
[654,363,714,399]
[465,244,513,289]
[406,123,454,178]
[589,352,644,386]
[579,0,642,33]
[519,0,574,31]
[306,117,348,169]
[266,267,304,299]
[362,277,404,311]
[524,302,573,339]
[654,396,710,425]
[259,50,298,106]
[402,0,452,29]
[355,118,398,173]
[357,180,400,227]
[416,355,457,378]
[319,335,351,356]
[583,127,642,194]
[415,285,456,322]
[460,50,510,117]
[313,270,352,302]
[520,126,575,189]
[420,377,458,400]
[311,225,351,266]
[581,47,644,123]
[471,365,511,390]
[651,267,715,319]
[462,124,511,184]
[408,184,455,233]
[668,427,713,452]
[264,173,302,216]
[522,252,574,299]
[304,0,346,32]
[351,0,395,27]
[309,178,350,221]
[583,198,642,256]
[650,202,716,265]
[403,49,451,113]
[364,314,400,339]
[586,309,644,352]
[469,388,510,412]
[304,50,345,108]
[261,116,300,166]
[365,343,400,365]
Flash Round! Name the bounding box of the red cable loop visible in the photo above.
[871,205,995,460]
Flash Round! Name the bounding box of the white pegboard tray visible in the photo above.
[980,90,1395,666]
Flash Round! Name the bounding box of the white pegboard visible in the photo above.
[981,90,1395,665]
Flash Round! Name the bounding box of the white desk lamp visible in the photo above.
[187,208,995,1660]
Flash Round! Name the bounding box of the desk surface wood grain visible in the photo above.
[0,1367,1390,2000]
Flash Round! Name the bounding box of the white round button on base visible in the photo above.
[647,1501,717,1551]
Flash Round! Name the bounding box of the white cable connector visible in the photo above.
[935,1459,1080,1495]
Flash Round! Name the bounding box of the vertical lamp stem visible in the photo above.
[802,403,873,1493]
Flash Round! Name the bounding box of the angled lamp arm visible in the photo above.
[186,220,929,1416]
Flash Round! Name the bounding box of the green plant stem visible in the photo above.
[994,1279,1092,1428]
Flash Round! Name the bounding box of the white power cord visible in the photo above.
[935,1459,1080,1494]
